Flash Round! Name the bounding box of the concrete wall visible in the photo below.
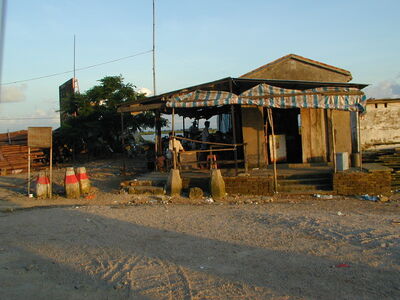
[241,105,265,168]
[361,102,400,150]
[242,59,351,82]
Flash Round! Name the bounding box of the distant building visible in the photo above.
[59,78,78,125]
[361,98,400,150]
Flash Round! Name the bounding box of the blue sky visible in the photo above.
[1,0,400,132]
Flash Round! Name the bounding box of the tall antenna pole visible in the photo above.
[73,34,76,93]
[152,0,156,95]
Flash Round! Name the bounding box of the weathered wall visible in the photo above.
[224,176,273,195]
[333,170,391,195]
[361,102,400,150]
[332,110,352,154]
[301,108,327,162]
[242,59,351,82]
[241,105,265,168]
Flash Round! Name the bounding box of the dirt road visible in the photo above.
[1,200,399,299]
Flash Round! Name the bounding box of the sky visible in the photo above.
[0,0,400,133]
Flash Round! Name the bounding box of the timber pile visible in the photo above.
[0,130,47,175]
[363,148,400,188]
[0,145,46,175]
[0,130,28,145]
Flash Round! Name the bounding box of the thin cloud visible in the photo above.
[365,79,400,99]
[0,84,27,102]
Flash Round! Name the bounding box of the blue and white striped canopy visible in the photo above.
[166,84,366,112]
[166,90,240,108]
[239,84,367,112]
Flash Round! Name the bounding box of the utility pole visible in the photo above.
[152,0,156,96]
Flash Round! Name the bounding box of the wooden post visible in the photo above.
[358,111,362,171]
[331,110,337,173]
[243,143,249,174]
[27,147,31,196]
[172,108,176,169]
[267,108,278,193]
[155,110,162,155]
[120,112,127,174]
[49,144,53,198]
[231,105,238,176]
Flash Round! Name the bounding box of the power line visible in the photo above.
[1,49,153,85]
[0,117,57,120]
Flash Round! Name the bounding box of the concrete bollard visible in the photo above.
[166,168,182,196]
[76,167,91,194]
[210,169,226,199]
[35,171,50,198]
[64,167,80,198]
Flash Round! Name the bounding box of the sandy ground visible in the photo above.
[0,158,399,299]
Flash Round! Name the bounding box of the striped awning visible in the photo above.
[166,84,367,112]
[239,84,367,112]
[166,90,240,108]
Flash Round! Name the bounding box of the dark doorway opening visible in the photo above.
[265,108,302,163]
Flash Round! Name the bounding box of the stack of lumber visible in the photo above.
[0,145,47,175]
[0,130,48,175]
[0,130,28,145]
[363,148,400,188]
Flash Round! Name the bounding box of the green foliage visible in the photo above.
[58,75,163,155]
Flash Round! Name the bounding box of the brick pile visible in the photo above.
[223,176,274,195]
[333,170,392,195]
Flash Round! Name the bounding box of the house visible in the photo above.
[119,54,367,169]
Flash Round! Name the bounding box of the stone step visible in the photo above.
[128,186,165,195]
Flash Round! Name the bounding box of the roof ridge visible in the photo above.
[240,54,351,78]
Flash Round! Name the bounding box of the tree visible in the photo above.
[58,75,163,157]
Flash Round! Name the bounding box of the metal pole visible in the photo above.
[152,0,157,95]
[73,34,76,82]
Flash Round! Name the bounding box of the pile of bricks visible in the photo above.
[223,176,274,195]
[363,148,400,188]
[333,170,392,195]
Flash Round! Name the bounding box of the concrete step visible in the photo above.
[128,186,165,195]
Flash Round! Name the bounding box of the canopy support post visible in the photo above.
[231,105,238,176]
[172,108,177,169]
[267,108,278,193]
[331,110,337,173]
[357,111,362,171]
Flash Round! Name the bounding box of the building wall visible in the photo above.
[242,59,351,82]
[332,110,352,154]
[241,105,265,168]
[361,102,400,150]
